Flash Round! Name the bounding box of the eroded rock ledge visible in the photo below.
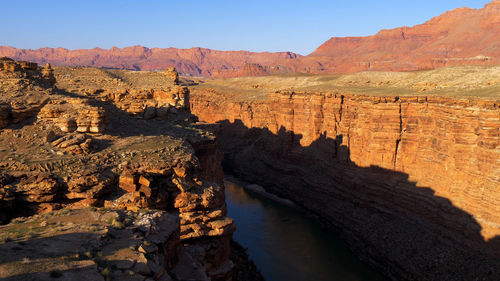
[0,60,238,281]
[190,87,500,281]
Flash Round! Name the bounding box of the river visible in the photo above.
[225,178,387,281]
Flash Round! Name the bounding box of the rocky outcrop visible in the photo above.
[50,133,96,155]
[190,87,500,280]
[0,60,236,281]
[163,67,179,84]
[38,101,106,133]
[0,57,55,89]
[0,58,56,129]
[54,67,189,119]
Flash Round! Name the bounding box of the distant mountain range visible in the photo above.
[0,45,299,77]
[2,0,500,77]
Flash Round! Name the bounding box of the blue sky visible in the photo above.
[0,0,491,55]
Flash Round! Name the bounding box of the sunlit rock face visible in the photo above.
[190,85,500,281]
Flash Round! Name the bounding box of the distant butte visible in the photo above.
[1,1,500,77]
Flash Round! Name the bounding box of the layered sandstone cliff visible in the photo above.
[190,78,500,280]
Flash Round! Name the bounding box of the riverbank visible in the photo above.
[230,240,266,281]
[224,177,387,281]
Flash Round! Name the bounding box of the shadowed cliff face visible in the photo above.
[189,89,500,281]
[191,90,500,238]
[217,120,500,281]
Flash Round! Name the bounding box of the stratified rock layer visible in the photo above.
[190,86,500,281]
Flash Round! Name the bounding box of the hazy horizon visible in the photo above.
[0,0,491,55]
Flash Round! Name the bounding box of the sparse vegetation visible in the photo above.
[110,218,125,229]
[84,251,93,259]
[100,267,112,281]
[194,66,500,99]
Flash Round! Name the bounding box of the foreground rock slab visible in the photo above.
[0,59,238,281]
[0,208,180,281]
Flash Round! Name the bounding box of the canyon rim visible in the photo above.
[0,1,499,281]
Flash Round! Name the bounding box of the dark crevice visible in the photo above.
[394,102,403,170]
[211,118,500,281]
[339,95,344,122]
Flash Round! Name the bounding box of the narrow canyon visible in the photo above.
[1,1,500,280]
[0,56,499,281]
[189,77,500,280]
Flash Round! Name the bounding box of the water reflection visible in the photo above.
[225,178,387,281]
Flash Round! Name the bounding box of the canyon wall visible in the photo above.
[190,88,500,281]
